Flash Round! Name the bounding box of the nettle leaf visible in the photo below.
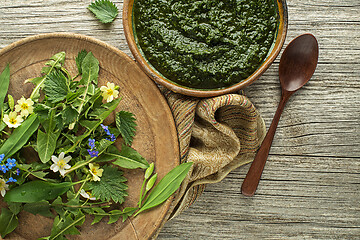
[88,0,118,24]
[115,111,137,145]
[44,70,69,103]
[110,145,149,169]
[0,208,18,238]
[88,165,128,203]
[75,49,88,75]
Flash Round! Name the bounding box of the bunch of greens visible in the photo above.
[0,51,192,239]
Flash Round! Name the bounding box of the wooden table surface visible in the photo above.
[0,0,359,239]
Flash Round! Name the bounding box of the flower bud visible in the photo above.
[145,173,157,192]
[144,162,154,180]
[7,94,14,111]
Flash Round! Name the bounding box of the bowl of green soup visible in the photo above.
[124,0,288,97]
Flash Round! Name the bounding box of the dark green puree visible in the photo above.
[134,0,278,89]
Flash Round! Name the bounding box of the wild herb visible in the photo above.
[88,0,119,24]
[0,51,192,239]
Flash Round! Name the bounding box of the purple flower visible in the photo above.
[15,168,20,175]
[100,124,111,135]
[6,177,17,183]
[87,149,99,158]
[88,138,96,149]
[0,165,7,173]
[6,158,16,169]
[106,134,116,142]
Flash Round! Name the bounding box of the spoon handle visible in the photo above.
[241,91,292,197]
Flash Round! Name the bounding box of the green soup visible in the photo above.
[134,0,278,89]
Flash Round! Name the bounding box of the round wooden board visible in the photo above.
[0,33,179,240]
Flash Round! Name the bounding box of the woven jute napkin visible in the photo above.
[153,87,266,238]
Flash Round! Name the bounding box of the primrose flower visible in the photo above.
[15,97,34,117]
[0,165,7,174]
[6,177,17,183]
[100,82,119,103]
[3,111,23,128]
[80,189,96,200]
[89,163,103,181]
[6,158,16,170]
[50,152,72,177]
[0,178,9,197]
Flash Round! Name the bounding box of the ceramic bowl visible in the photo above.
[123,0,288,97]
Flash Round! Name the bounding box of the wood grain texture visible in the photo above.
[0,0,359,239]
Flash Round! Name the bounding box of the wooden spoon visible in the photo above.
[241,33,319,197]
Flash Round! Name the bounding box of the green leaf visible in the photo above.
[135,162,193,216]
[88,0,119,24]
[37,129,61,163]
[24,200,53,217]
[43,70,69,103]
[111,145,149,169]
[4,180,74,203]
[0,208,18,238]
[115,111,137,145]
[0,114,39,159]
[0,64,10,111]
[75,49,88,75]
[121,207,137,222]
[61,106,78,126]
[89,97,121,121]
[50,212,85,240]
[29,52,66,100]
[88,165,128,203]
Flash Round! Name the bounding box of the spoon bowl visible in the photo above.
[241,33,319,197]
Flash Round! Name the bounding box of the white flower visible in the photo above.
[100,82,119,103]
[50,152,72,177]
[79,189,96,200]
[15,97,34,117]
[89,163,104,181]
[3,111,23,128]
[0,178,9,197]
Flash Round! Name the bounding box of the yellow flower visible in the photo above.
[100,82,119,103]
[15,97,34,117]
[0,178,9,197]
[3,111,23,128]
[89,163,104,181]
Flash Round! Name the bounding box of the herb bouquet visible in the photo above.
[0,50,191,239]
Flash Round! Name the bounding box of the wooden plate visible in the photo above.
[0,33,179,240]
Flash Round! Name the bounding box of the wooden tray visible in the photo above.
[0,33,179,240]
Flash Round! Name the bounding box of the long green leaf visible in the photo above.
[0,208,18,238]
[111,145,149,169]
[0,64,10,111]
[0,114,39,158]
[135,162,193,216]
[37,129,61,163]
[4,181,74,203]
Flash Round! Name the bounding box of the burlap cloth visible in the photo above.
[153,87,266,238]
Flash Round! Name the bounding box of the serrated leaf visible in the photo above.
[62,106,78,125]
[0,208,18,238]
[110,145,149,169]
[88,0,118,24]
[44,70,69,103]
[76,49,88,75]
[50,212,85,240]
[88,165,128,203]
[136,162,193,216]
[115,111,137,145]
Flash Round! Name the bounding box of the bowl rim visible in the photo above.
[123,0,288,97]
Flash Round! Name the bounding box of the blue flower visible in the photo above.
[0,154,4,163]
[100,124,111,135]
[88,138,96,150]
[0,165,7,174]
[6,158,16,169]
[87,149,99,158]
[106,134,116,142]
[15,168,20,175]
[6,177,17,183]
